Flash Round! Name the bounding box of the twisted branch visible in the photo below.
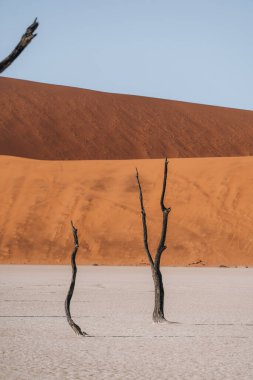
[0,18,39,74]
[65,221,87,336]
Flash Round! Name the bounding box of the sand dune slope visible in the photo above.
[1,77,253,159]
[0,155,252,265]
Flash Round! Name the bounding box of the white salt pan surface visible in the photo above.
[0,266,252,379]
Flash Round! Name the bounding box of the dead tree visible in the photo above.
[65,221,87,336]
[136,158,171,323]
[0,18,39,74]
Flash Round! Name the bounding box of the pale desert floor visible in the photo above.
[0,266,253,380]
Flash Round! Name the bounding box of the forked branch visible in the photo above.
[155,158,171,269]
[65,221,87,336]
[136,159,171,322]
[136,168,154,268]
[0,18,39,74]
[136,159,171,268]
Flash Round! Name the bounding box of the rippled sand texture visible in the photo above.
[0,156,253,266]
[0,266,252,380]
[1,77,253,160]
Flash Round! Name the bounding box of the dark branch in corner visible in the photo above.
[0,18,39,74]
[65,221,87,336]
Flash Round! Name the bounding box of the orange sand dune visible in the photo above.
[0,155,252,266]
[1,77,253,160]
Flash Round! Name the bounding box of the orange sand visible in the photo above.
[0,155,252,266]
[1,77,253,160]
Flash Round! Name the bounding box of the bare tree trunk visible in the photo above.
[136,158,171,323]
[65,221,87,336]
[0,18,38,74]
[152,268,165,322]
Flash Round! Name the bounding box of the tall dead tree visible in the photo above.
[0,18,38,74]
[65,221,87,336]
[136,158,171,323]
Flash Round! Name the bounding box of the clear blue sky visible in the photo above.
[1,0,252,110]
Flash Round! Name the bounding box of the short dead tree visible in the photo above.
[0,18,39,74]
[136,158,171,323]
[65,221,87,336]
